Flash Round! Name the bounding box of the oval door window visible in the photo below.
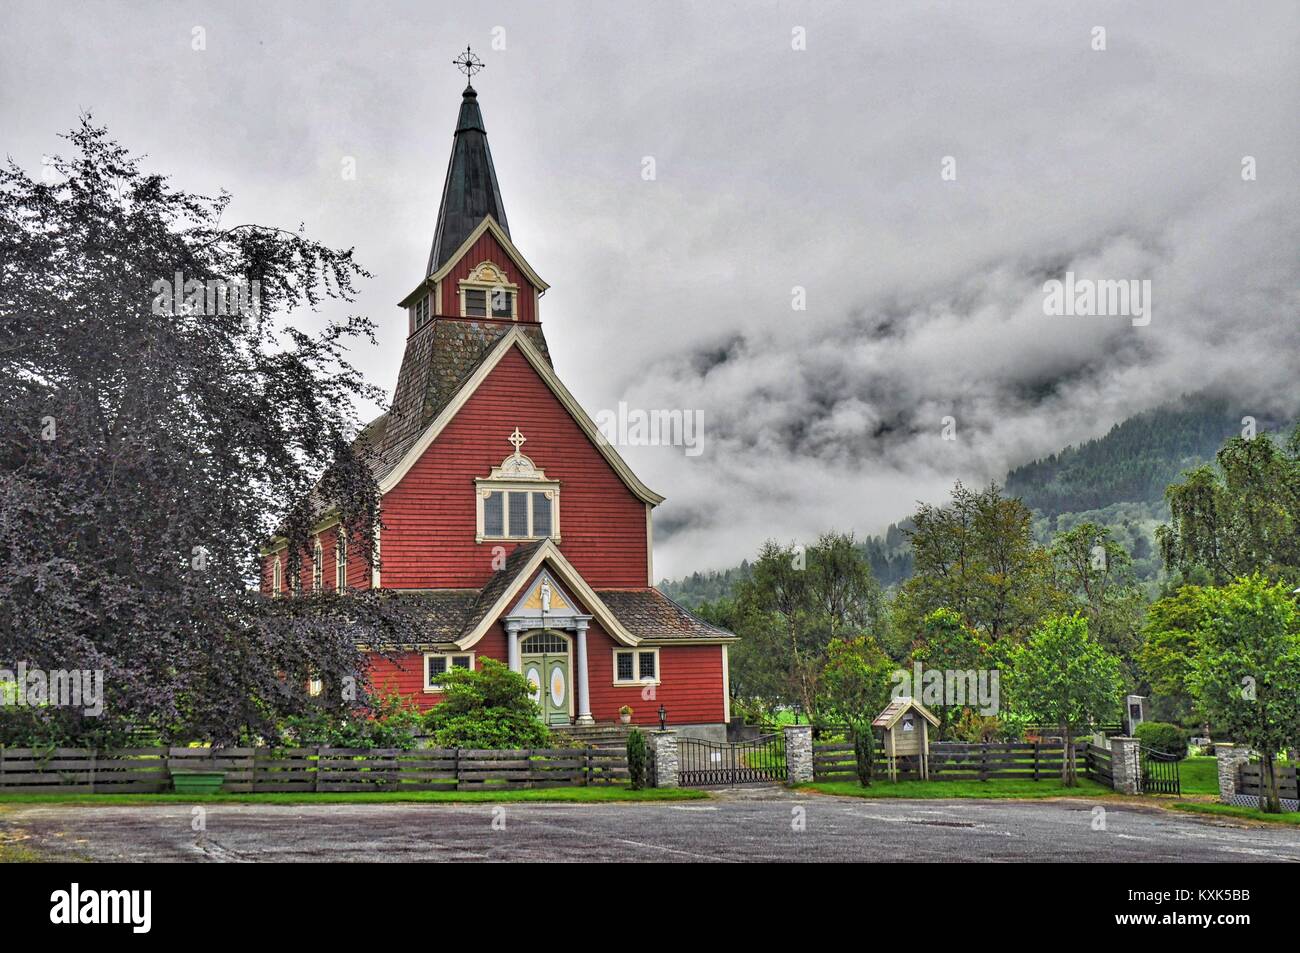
[525,665,543,705]
[549,664,566,708]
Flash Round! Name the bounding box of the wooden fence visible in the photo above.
[813,741,1100,784]
[0,745,628,793]
[1239,763,1299,801]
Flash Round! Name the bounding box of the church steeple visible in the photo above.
[426,71,511,275]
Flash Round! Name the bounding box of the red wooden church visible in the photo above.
[262,73,735,740]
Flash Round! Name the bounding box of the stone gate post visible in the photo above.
[1215,743,1251,802]
[1109,736,1140,794]
[784,724,814,785]
[647,729,679,788]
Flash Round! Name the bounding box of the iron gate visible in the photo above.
[1138,745,1181,795]
[679,733,786,786]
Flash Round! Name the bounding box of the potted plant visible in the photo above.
[619,705,633,725]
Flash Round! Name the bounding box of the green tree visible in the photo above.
[423,659,550,749]
[1158,426,1300,587]
[1049,522,1145,675]
[0,119,399,744]
[1136,586,1210,725]
[896,482,1060,644]
[820,636,895,786]
[1188,576,1300,813]
[1007,614,1124,785]
[908,608,992,740]
[729,533,882,727]
[626,729,648,790]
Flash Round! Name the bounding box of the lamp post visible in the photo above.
[658,705,667,731]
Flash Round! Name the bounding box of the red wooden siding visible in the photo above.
[586,630,726,726]
[365,635,723,724]
[380,346,650,589]
[259,523,373,597]
[436,230,538,322]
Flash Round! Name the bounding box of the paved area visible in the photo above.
[3,787,1299,862]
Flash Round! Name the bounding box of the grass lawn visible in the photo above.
[1171,802,1300,826]
[799,777,1114,799]
[0,787,708,806]
[1178,756,1220,795]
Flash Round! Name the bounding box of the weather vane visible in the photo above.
[453,46,484,83]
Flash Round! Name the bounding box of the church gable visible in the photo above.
[378,339,658,589]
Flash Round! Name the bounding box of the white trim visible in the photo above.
[370,521,381,589]
[475,483,560,543]
[376,327,664,506]
[335,533,348,592]
[423,651,475,692]
[454,540,641,649]
[519,629,576,720]
[272,556,282,597]
[646,504,654,586]
[612,647,660,686]
[428,216,549,292]
[311,536,323,591]
[721,645,731,722]
[459,261,519,320]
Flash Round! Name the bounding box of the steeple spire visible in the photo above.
[427,49,510,275]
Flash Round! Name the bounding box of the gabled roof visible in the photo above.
[872,697,940,730]
[454,540,641,649]
[427,84,511,276]
[371,318,550,485]
[375,326,664,505]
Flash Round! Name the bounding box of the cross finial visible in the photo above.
[453,46,485,82]
[508,427,526,455]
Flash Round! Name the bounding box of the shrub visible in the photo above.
[280,693,423,749]
[852,723,874,787]
[1135,721,1189,759]
[423,659,551,749]
[626,728,648,790]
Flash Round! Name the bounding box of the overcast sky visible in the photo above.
[3,1,1297,579]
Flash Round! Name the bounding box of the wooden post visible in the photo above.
[453,747,461,790]
[1034,741,1041,781]
[979,744,989,782]
[89,748,97,794]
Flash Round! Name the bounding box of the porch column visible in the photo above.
[574,619,594,725]
[505,620,522,673]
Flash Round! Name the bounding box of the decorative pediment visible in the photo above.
[508,570,582,621]
[465,260,517,289]
[481,428,553,482]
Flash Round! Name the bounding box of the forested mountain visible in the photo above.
[660,394,1289,607]
[1004,395,1257,517]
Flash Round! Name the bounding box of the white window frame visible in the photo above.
[459,261,519,320]
[272,555,282,597]
[312,538,324,591]
[308,675,323,698]
[475,484,560,543]
[335,534,348,592]
[412,294,430,331]
[612,648,660,686]
[424,652,475,692]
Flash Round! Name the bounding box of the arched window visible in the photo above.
[272,556,282,597]
[335,533,348,592]
[520,631,569,654]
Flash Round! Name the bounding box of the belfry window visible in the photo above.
[412,294,430,330]
[459,261,518,320]
[475,428,560,542]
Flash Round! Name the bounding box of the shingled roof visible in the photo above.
[427,84,510,275]
[369,319,550,485]
[594,588,737,641]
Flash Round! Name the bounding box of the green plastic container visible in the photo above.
[171,771,226,795]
